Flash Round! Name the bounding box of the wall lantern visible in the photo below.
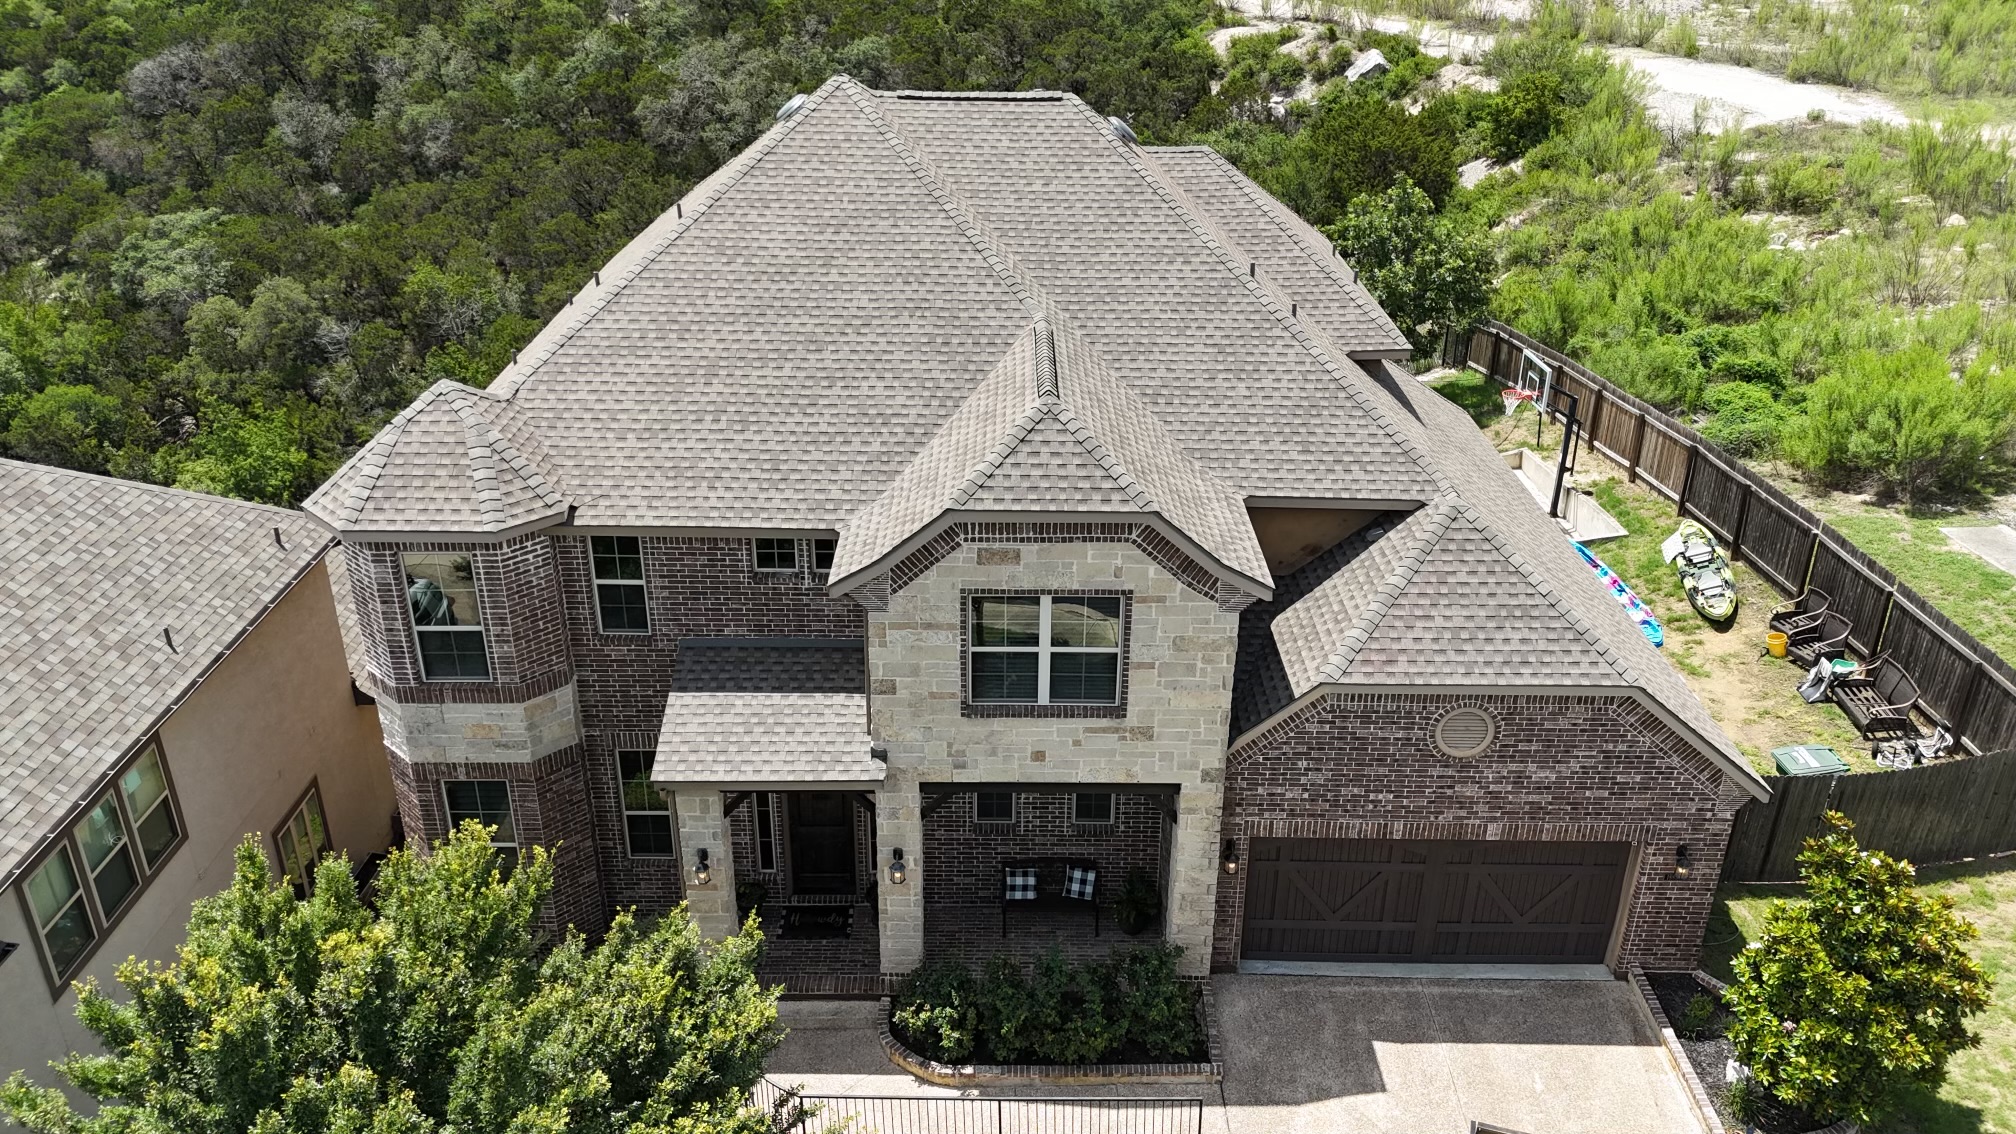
[889,847,908,885]
[1221,840,1239,875]
[1674,845,1692,878]
[694,847,712,886]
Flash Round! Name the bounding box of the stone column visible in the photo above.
[1163,784,1222,976]
[673,790,739,940]
[877,773,924,974]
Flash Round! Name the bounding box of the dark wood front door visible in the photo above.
[788,793,856,896]
[1240,839,1628,964]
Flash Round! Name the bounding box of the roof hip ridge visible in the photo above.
[1055,95,1451,499]
[1316,497,1462,681]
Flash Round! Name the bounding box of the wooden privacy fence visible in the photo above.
[1454,321,2016,879]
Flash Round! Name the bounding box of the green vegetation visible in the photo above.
[1326,177,1491,354]
[890,945,1202,1065]
[0,823,783,1134]
[1708,854,2016,1133]
[1812,505,2016,663]
[1724,813,1992,1125]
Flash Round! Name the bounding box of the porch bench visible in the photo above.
[1000,856,1101,938]
[1829,654,1922,741]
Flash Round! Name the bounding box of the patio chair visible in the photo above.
[1783,610,1851,667]
[1829,654,1922,742]
[1768,587,1832,638]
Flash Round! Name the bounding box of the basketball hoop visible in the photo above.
[1501,387,1534,418]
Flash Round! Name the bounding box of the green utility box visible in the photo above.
[1772,744,1848,777]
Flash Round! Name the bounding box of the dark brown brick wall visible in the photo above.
[726,792,877,901]
[1213,692,1743,972]
[923,791,1168,906]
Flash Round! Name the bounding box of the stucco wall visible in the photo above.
[0,559,393,1112]
[866,538,1241,976]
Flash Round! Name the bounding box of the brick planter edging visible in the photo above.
[877,978,1223,1085]
[1632,968,1858,1134]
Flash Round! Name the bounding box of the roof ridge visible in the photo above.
[1054,95,1451,501]
[845,83,1051,324]
[445,394,509,527]
[326,381,453,525]
[1316,498,1461,681]
[487,76,848,398]
[456,391,569,507]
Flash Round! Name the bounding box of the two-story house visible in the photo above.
[301,77,1766,983]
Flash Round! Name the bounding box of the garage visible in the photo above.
[1240,838,1630,964]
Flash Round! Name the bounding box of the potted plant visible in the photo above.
[736,879,768,922]
[1114,867,1163,935]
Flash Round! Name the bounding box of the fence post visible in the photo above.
[1627,409,1647,484]
[1676,442,1698,517]
[1952,659,1985,752]
[1731,483,1752,557]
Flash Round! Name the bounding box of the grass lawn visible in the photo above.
[1805,500,2016,665]
[1704,855,2016,1134]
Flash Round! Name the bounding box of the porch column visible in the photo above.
[877,773,924,974]
[672,789,740,941]
[1164,785,1223,977]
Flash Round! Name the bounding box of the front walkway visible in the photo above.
[763,974,1707,1134]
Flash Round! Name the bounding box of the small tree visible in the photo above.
[0,822,782,1134]
[1724,812,1992,1125]
[1324,177,1493,357]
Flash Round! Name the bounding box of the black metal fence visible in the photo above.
[1460,321,2016,758]
[752,1080,1208,1134]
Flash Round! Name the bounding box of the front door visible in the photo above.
[788,792,856,896]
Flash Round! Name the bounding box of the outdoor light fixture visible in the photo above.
[889,847,907,885]
[1675,845,1692,878]
[694,847,712,886]
[1221,840,1239,875]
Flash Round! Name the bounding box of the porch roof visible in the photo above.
[651,691,884,788]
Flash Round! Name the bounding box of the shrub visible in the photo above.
[1782,346,2016,502]
[892,960,980,1063]
[1110,945,1202,1059]
[1699,381,1790,457]
[1724,813,1993,1125]
[1675,993,1718,1040]
[891,947,1201,1066]
[1765,157,1839,216]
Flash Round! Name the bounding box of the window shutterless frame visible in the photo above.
[590,536,649,634]
[1074,792,1114,824]
[442,779,518,872]
[402,552,491,681]
[616,751,675,857]
[751,538,797,572]
[273,781,333,896]
[968,594,1124,705]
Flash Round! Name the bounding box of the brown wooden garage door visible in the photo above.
[1241,839,1630,964]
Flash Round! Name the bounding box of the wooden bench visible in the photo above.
[1784,610,1851,668]
[1829,654,1921,741]
[1000,856,1101,938]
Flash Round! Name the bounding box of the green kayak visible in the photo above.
[1663,520,1738,622]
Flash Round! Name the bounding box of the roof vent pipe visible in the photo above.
[776,93,809,121]
[1106,116,1139,145]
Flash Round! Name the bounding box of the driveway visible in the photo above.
[763,974,1706,1134]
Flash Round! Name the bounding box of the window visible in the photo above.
[74,795,140,917]
[444,780,517,872]
[404,553,489,680]
[752,538,797,571]
[590,536,649,633]
[617,751,674,857]
[24,849,93,981]
[754,793,780,872]
[976,792,1015,823]
[1074,792,1114,824]
[813,538,836,572]
[275,787,332,896]
[18,742,182,985]
[969,595,1123,705]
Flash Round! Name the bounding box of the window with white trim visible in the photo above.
[17,742,182,984]
[403,552,489,680]
[754,793,780,872]
[591,536,649,633]
[1074,792,1114,824]
[275,786,332,896]
[752,538,797,571]
[618,751,674,856]
[968,595,1123,705]
[443,780,517,873]
[812,538,835,572]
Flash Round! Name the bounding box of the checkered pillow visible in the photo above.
[1064,864,1097,902]
[1004,866,1038,901]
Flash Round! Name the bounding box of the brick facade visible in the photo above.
[922,790,1168,905]
[1213,691,1745,972]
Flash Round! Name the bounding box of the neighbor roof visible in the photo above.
[0,460,331,888]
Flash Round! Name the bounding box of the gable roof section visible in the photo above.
[0,460,331,888]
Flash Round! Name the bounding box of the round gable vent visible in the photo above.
[1434,707,1494,758]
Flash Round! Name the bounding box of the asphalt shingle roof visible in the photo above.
[653,693,881,785]
[1,460,331,888]
[669,638,865,695]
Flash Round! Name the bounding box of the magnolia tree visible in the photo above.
[0,822,783,1134]
[1725,812,1992,1125]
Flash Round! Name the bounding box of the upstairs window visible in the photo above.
[404,553,489,680]
[275,786,332,896]
[752,538,797,571]
[120,746,178,870]
[968,595,1124,705]
[618,751,675,857]
[74,795,140,918]
[813,538,836,572]
[591,536,649,634]
[444,780,517,873]
[24,848,93,982]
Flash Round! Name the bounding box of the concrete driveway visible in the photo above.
[763,974,1706,1134]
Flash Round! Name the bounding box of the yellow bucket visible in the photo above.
[1766,631,1788,658]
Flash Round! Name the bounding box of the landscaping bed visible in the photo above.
[1646,970,1841,1134]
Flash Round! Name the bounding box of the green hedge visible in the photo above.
[890,945,1203,1066]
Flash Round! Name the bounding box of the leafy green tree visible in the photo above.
[1325,177,1492,356]
[0,824,783,1134]
[156,400,312,504]
[1783,346,2016,503]
[1262,91,1459,227]
[1725,813,1992,1125]
[0,383,128,472]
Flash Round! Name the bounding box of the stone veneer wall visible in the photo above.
[921,791,1167,905]
[1213,692,1749,973]
[866,539,1241,976]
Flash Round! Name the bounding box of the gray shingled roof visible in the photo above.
[0,460,332,888]
[670,638,865,694]
[652,693,881,786]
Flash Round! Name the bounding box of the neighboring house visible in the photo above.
[0,461,396,1090]
[300,76,1766,982]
